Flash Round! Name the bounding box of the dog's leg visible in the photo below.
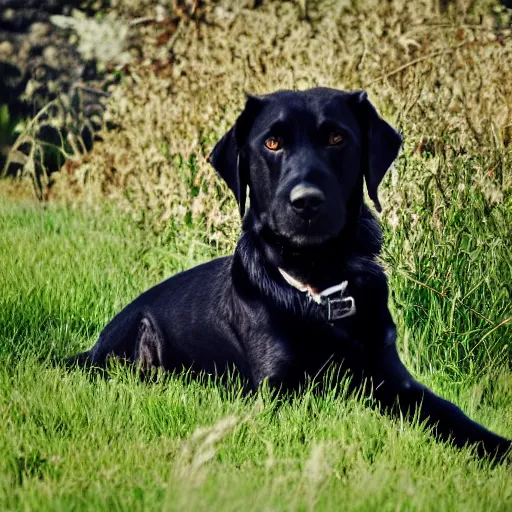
[368,344,511,460]
[75,311,167,371]
[133,316,167,371]
[66,315,167,376]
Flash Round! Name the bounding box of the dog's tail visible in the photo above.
[64,350,92,369]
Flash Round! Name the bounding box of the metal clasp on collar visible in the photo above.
[317,282,357,322]
[278,268,356,323]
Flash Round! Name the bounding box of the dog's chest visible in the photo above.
[246,312,362,387]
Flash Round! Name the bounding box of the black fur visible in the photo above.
[70,88,511,460]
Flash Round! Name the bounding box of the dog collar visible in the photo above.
[278,268,356,322]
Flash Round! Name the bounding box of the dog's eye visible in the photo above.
[328,132,344,146]
[264,136,282,151]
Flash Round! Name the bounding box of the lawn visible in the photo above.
[0,195,511,511]
[2,0,512,510]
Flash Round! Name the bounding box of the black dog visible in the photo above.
[72,88,511,459]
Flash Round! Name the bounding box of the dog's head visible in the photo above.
[209,88,401,248]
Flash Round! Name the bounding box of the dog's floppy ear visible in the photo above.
[352,90,402,212]
[208,96,262,217]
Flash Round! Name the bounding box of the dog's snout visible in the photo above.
[289,184,325,219]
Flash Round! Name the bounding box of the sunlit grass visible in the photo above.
[0,196,511,511]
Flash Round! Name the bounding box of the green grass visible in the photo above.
[0,195,511,511]
[383,150,512,382]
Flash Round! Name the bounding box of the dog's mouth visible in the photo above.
[261,220,340,250]
[263,211,343,249]
[279,230,333,248]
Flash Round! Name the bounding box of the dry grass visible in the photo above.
[44,0,512,247]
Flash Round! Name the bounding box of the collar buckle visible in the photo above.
[323,295,357,322]
[317,282,357,322]
[278,268,357,322]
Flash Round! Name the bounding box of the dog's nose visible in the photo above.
[289,184,325,218]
